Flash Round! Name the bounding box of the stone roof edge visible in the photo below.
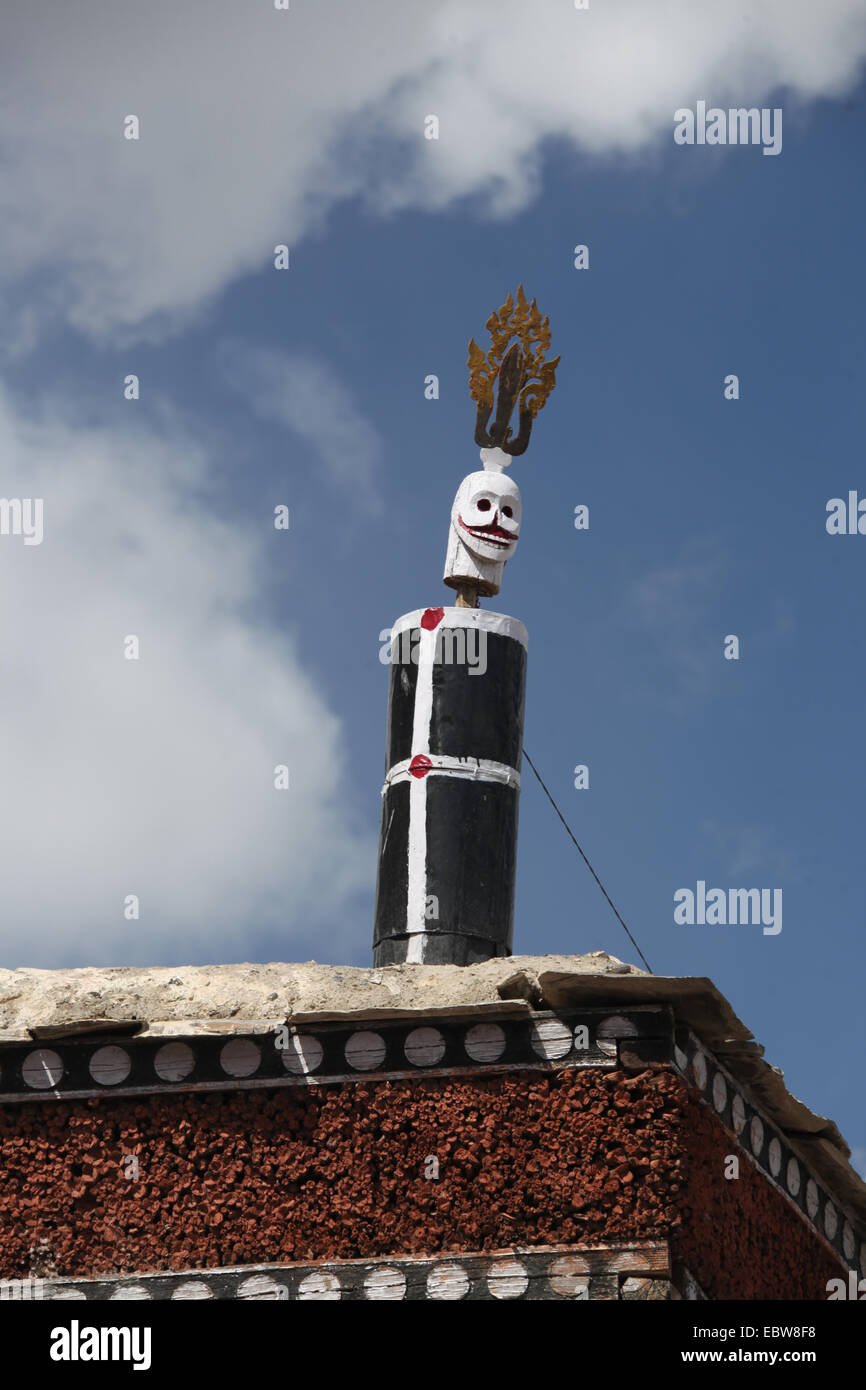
[0,953,635,1040]
[1,951,863,1227]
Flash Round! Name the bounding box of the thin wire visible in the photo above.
[522,747,654,974]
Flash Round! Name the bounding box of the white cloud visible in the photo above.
[216,340,384,516]
[700,820,795,880]
[0,383,374,966]
[625,547,726,706]
[0,0,864,339]
[630,553,722,628]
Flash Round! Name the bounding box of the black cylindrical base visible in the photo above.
[372,606,527,967]
[373,933,511,967]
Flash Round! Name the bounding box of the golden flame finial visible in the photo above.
[467,286,559,456]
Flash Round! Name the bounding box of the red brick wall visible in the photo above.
[1,1068,685,1278]
[673,1090,845,1300]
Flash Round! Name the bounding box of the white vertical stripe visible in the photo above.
[411,625,436,754]
[405,624,436,962]
[405,777,427,962]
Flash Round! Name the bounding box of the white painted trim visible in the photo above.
[390,607,528,650]
[384,755,520,792]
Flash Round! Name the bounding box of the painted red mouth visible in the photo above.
[458,515,515,547]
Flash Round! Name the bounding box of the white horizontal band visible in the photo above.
[390,607,528,650]
[383,755,521,793]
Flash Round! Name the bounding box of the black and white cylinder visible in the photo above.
[373,606,527,967]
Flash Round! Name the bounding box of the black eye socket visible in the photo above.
[502,506,513,518]
[477,498,492,512]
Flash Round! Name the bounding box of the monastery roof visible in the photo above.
[1,950,863,1228]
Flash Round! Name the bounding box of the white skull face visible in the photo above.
[451,470,522,563]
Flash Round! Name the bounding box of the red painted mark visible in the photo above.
[409,754,433,778]
[420,607,444,630]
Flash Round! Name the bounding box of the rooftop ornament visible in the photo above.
[445,287,559,606]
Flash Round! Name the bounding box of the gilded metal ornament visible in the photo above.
[467,286,559,456]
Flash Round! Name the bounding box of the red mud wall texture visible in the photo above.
[673,1091,845,1301]
[0,1068,686,1278]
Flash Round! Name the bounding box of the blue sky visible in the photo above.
[0,2,864,1166]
